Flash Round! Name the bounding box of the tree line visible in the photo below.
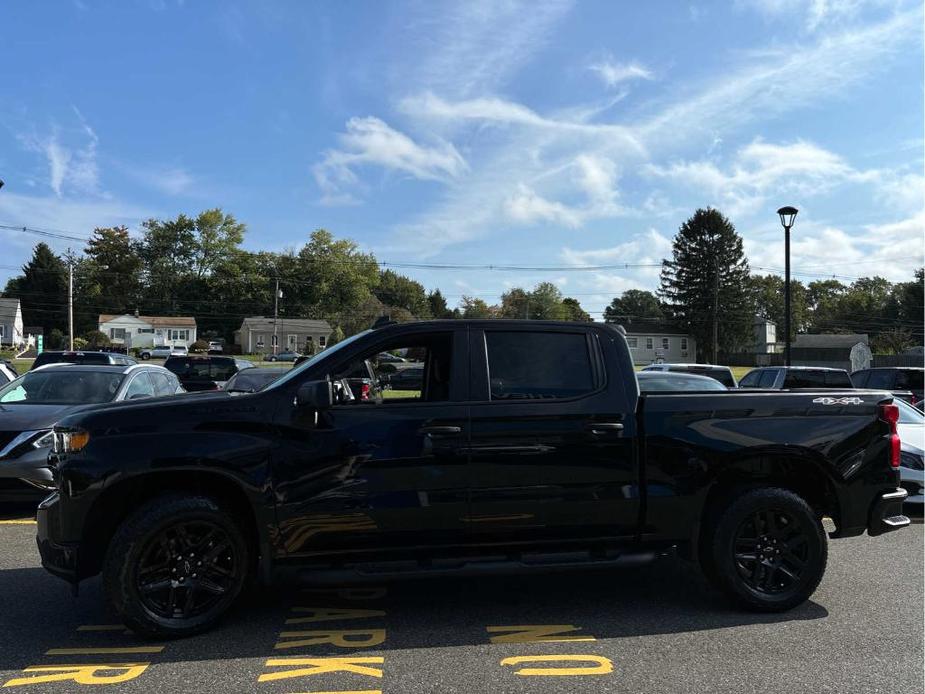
[2,206,921,356]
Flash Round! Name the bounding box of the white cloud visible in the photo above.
[312,116,467,204]
[588,59,654,87]
[398,0,574,97]
[737,0,892,31]
[646,138,882,217]
[505,184,582,227]
[637,8,922,148]
[19,121,99,198]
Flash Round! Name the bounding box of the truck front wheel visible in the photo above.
[103,494,249,638]
[701,487,827,612]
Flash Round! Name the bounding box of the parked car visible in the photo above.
[896,398,924,509]
[0,363,181,497]
[223,367,285,394]
[637,370,727,392]
[851,367,923,409]
[31,351,137,370]
[139,345,188,360]
[41,319,908,637]
[737,366,854,389]
[207,341,224,354]
[0,360,17,385]
[164,355,254,392]
[377,352,407,363]
[384,365,424,391]
[266,349,300,363]
[641,363,737,387]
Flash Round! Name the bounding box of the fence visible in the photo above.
[872,354,924,368]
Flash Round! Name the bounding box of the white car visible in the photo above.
[140,345,189,360]
[897,398,924,508]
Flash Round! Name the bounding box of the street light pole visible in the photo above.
[777,206,798,367]
[272,278,280,357]
[67,250,74,351]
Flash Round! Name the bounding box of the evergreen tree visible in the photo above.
[3,242,69,333]
[659,208,751,361]
[427,289,453,318]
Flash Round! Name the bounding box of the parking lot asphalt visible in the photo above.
[0,508,921,694]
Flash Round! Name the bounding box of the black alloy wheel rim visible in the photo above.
[733,509,810,595]
[136,520,238,620]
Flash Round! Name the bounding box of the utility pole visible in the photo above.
[272,278,280,356]
[67,249,74,351]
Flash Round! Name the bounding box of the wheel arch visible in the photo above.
[79,470,264,581]
[691,450,841,558]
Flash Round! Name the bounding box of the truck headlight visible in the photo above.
[53,429,91,454]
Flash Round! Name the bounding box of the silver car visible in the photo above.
[897,398,924,509]
[0,363,183,496]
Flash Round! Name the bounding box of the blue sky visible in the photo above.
[1,0,923,318]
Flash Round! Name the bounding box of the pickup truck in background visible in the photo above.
[38,320,909,637]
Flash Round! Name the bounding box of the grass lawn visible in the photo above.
[382,389,420,399]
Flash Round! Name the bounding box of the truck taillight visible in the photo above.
[880,403,901,469]
[361,383,370,401]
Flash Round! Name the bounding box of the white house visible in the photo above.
[615,321,697,365]
[0,298,24,348]
[98,313,198,349]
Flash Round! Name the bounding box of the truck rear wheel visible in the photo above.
[701,487,827,612]
[103,494,248,638]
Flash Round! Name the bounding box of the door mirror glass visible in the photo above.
[296,380,333,409]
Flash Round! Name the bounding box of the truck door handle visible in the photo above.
[418,425,462,436]
[587,422,624,434]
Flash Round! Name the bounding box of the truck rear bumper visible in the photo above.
[867,488,911,536]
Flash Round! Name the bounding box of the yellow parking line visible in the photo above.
[0,519,36,525]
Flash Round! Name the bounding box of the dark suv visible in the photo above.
[164,356,254,392]
[31,351,137,370]
[852,368,923,409]
[738,366,854,389]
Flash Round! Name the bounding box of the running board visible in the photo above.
[292,548,671,585]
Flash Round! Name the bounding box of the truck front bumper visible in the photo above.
[867,488,911,536]
[36,492,80,584]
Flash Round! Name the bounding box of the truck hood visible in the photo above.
[53,390,234,430]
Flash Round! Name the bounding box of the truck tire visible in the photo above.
[701,487,827,612]
[103,494,249,638]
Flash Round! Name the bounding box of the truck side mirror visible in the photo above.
[296,380,333,409]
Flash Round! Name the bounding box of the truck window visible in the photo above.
[335,332,453,403]
[851,370,870,387]
[738,370,761,387]
[485,331,594,400]
[895,370,923,390]
[784,370,827,388]
[758,370,778,388]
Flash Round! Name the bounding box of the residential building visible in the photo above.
[615,321,697,365]
[98,313,198,349]
[790,333,872,372]
[0,298,24,348]
[234,317,332,355]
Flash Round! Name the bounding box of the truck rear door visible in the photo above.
[464,324,639,546]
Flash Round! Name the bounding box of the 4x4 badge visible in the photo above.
[812,396,865,405]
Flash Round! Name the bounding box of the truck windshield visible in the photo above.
[263,330,372,391]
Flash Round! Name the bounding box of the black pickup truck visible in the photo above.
[38,320,909,637]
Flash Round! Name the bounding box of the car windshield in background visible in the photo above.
[638,372,727,392]
[225,370,283,393]
[33,352,112,368]
[165,358,236,381]
[0,371,124,404]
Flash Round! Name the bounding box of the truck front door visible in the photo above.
[271,328,470,559]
